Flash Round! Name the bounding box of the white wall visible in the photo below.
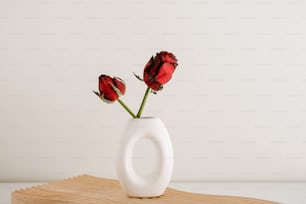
[1,0,306,182]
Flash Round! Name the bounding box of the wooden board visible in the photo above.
[12,175,280,204]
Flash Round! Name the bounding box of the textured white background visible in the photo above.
[1,0,306,182]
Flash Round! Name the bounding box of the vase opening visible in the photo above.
[134,116,156,119]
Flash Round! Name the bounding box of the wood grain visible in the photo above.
[12,175,280,204]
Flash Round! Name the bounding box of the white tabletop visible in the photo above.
[1,181,306,204]
[170,182,306,204]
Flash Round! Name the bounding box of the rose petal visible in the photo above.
[113,77,126,96]
[155,62,176,84]
[160,52,177,64]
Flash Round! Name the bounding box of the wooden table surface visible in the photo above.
[12,175,280,204]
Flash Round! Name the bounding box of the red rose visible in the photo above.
[97,74,126,103]
[143,51,178,91]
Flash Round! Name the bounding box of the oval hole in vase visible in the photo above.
[132,137,161,181]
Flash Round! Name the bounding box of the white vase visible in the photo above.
[116,117,173,197]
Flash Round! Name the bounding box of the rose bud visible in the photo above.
[143,51,178,91]
[94,74,126,103]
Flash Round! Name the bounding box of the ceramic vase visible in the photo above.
[116,117,173,197]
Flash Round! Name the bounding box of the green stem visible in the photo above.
[117,99,136,118]
[136,87,151,118]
